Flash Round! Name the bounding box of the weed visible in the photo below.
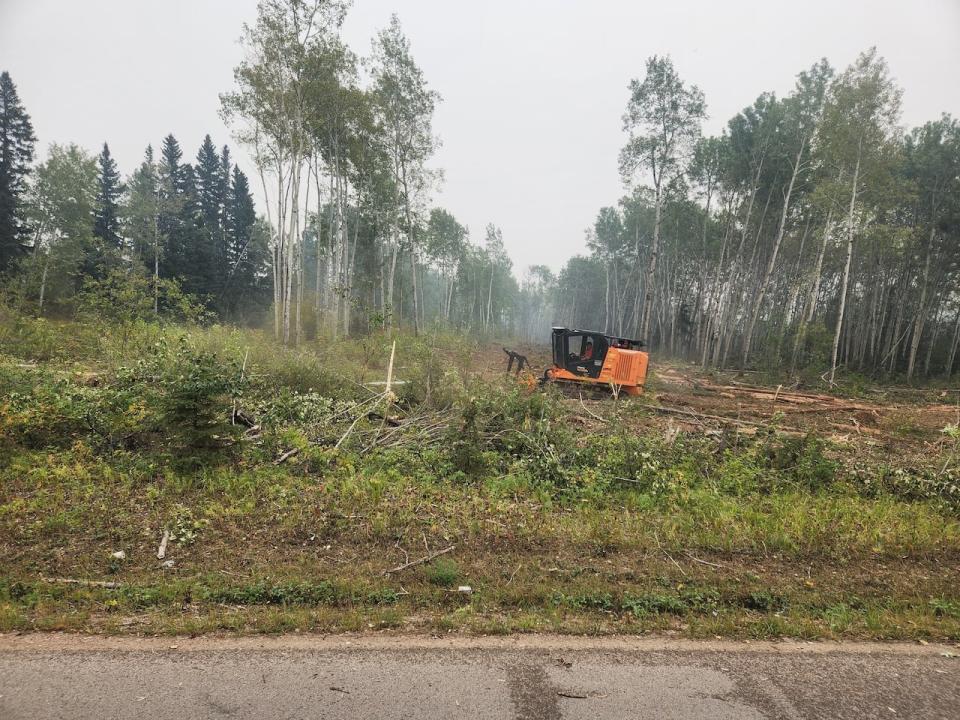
[202,581,339,606]
[742,590,787,612]
[426,558,460,587]
[168,506,207,545]
[622,593,687,617]
[929,597,960,619]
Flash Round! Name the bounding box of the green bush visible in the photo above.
[425,558,460,587]
[145,337,241,453]
[201,580,339,606]
[622,592,687,617]
[760,433,838,491]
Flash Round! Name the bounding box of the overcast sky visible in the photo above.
[2,0,959,275]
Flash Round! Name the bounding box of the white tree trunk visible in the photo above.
[639,190,662,341]
[830,141,861,384]
[741,138,805,368]
[906,226,935,381]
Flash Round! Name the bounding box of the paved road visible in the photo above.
[1,634,958,719]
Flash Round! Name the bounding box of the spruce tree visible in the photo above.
[217,145,232,290]
[0,71,37,272]
[93,142,124,250]
[222,164,260,317]
[157,134,185,282]
[194,135,224,296]
[126,145,160,269]
[175,162,207,297]
[227,164,256,267]
[195,135,222,233]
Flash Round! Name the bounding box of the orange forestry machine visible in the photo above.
[542,327,649,396]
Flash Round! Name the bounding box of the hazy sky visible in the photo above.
[2,0,959,275]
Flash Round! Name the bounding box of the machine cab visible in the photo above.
[552,328,608,378]
[549,327,649,394]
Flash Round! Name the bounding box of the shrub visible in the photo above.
[760,433,838,492]
[622,592,687,617]
[201,580,339,606]
[425,558,460,587]
[154,338,241,453]
[76,269,209,327]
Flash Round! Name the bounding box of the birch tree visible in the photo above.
[739,60,832,367]
[369,14,439,335]
[818,48,902,383]
[902,116,960,380]
[222,0,349,344]
[619,56,706,342]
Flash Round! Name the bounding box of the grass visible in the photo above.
[1,310,959,639]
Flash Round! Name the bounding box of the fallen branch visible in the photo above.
[682,551,724,568]
[41,576,121,589]
[578,391,608,424]
[653,532,686,577]
[782,404,876,414]
[274,447,300,465]
[334,413,366,449]
[651,405,765,428]
[157,529,170,560]
[383,545,455,576]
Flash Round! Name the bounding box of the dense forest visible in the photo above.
[1,0,958,382]
[556,51,960,383]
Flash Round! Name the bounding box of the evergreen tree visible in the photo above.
[194,134,224,295]
[126,145,159,265]
[157,134,183,261]
[227,164,256,265]
[217,144,232,287]
[157,134,188,285]
[221,164,262,317]
[195,135,222,233]
[93,142,124,250]
[175,162,207,297]
[0,71,37,272]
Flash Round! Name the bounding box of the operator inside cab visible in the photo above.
[582,340,593,361]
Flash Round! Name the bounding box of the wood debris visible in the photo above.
[383,545,455,576]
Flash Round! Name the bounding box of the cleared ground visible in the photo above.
[2,328,959,638]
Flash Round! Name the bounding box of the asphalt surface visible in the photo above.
[1,634,958,719]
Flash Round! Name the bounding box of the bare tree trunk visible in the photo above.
[923,295,942,377]
[37,253,49,317]
[386,241,398,329]
[410,250,420,335]
[630,224,642,335]
[344,187,361,337]
[604,261,611,334]
[741,139,805,368]
[791,209,834,373]
[639,191,662,341]
[946,305,960,377]
[830,140,861,384]
[295,240,303,346]
[153,194,160,315]
[906,226,935,382]
[485,268,494,333]
[283,154,302,346]
[313,162,324,337]
[378,237,386,327]
[887,293,906,375]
